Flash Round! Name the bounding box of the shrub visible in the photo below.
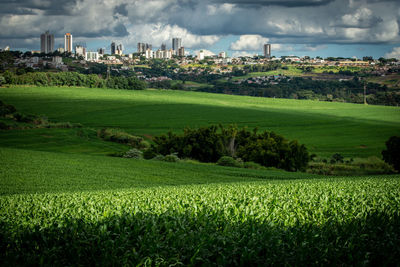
[0,121,8,130]
[217,156,242,168]
[330,153,344,164]
[0,102,16,117]
[143,149,157,160]
[382,136,400,172]
[123,148,143,159]
[243,161,265,170]
[152,155,165,161]
[98,128,148,149]
[164,153,180,162]
[13,112,37,123]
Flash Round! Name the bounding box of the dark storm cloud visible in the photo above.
[114,4,128,17]
[0,0,399,51]
[212,0,334,7]
[0,0,80,15]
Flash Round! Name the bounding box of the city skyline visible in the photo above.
[1,0,399,59]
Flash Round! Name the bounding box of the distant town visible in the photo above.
[1,30,399,72]
[1,30,399,106]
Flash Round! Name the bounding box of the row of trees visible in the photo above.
[1,71,146,90]
[196,77,400,106]
[149,125,311,172]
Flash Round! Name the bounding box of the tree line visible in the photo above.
[147,125,311,172]
[1,71,146,90]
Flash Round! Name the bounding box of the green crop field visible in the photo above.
[0,85,399,265]
[0,147,399,265]
[0,86,399,157]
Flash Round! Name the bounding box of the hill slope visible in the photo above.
[0,86,399,157]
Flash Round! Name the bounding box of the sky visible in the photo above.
[0,0,400,59]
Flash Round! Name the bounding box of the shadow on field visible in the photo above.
[1,208,399,266]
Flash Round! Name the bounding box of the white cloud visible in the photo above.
[385,47,400,59]
[230,35,269,51]
[231,51,257,57]
[193,49,215,57]
[341,7,373,27]
[121,23,220,50]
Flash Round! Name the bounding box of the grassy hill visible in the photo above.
[0,86,399,158]
[0,86,399,265]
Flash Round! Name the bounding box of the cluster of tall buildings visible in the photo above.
[39,31,271,60]
[111,42,123,55]
[137,38,185,59]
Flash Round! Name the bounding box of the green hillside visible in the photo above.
[0,86,400,265]
[0,86,399,157]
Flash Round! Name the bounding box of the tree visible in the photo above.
[382,136,400,171]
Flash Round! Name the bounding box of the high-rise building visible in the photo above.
[161,43,166,51]
[263,44,271,59]
[137,43,152,53]
[98,48,105,55]
[111,42,116,55]
[85,51,99,62]
[75,45,86,57]
[138,43,145,53]
[172,38,182,55]
[198,50,205,60]
[40,31,54,54]
[116,44,123,55]
[178,47,185,57]
[219,52,226,58]
[64,33,73,53]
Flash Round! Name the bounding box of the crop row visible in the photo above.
[1,177,399,266]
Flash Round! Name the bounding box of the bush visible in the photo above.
[123,148,143,159]
[143,149,157,160]
[330,153,344,164]
[307,156,394,176]
[0,102,16,117]
[98,128,148,149]
[243,161,265,170]
[217,156,242,168]
[0,121,8,130]
[13,112,37,123]
[164,153,180,162]
[382,136,400,172]
[152,155,165,161]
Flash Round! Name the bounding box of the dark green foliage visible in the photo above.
[151,125,310,171]
[382,136,400,171]
[330,153,344,164]
[308,156,394,176]
[143,149,157,160]
[0,121,7,130]
[217,156,242,167]
[3,71,146,90]
[0,101,16,116]
[243,161,265,170]
[98,128,149,149]
[164,153,180,162]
